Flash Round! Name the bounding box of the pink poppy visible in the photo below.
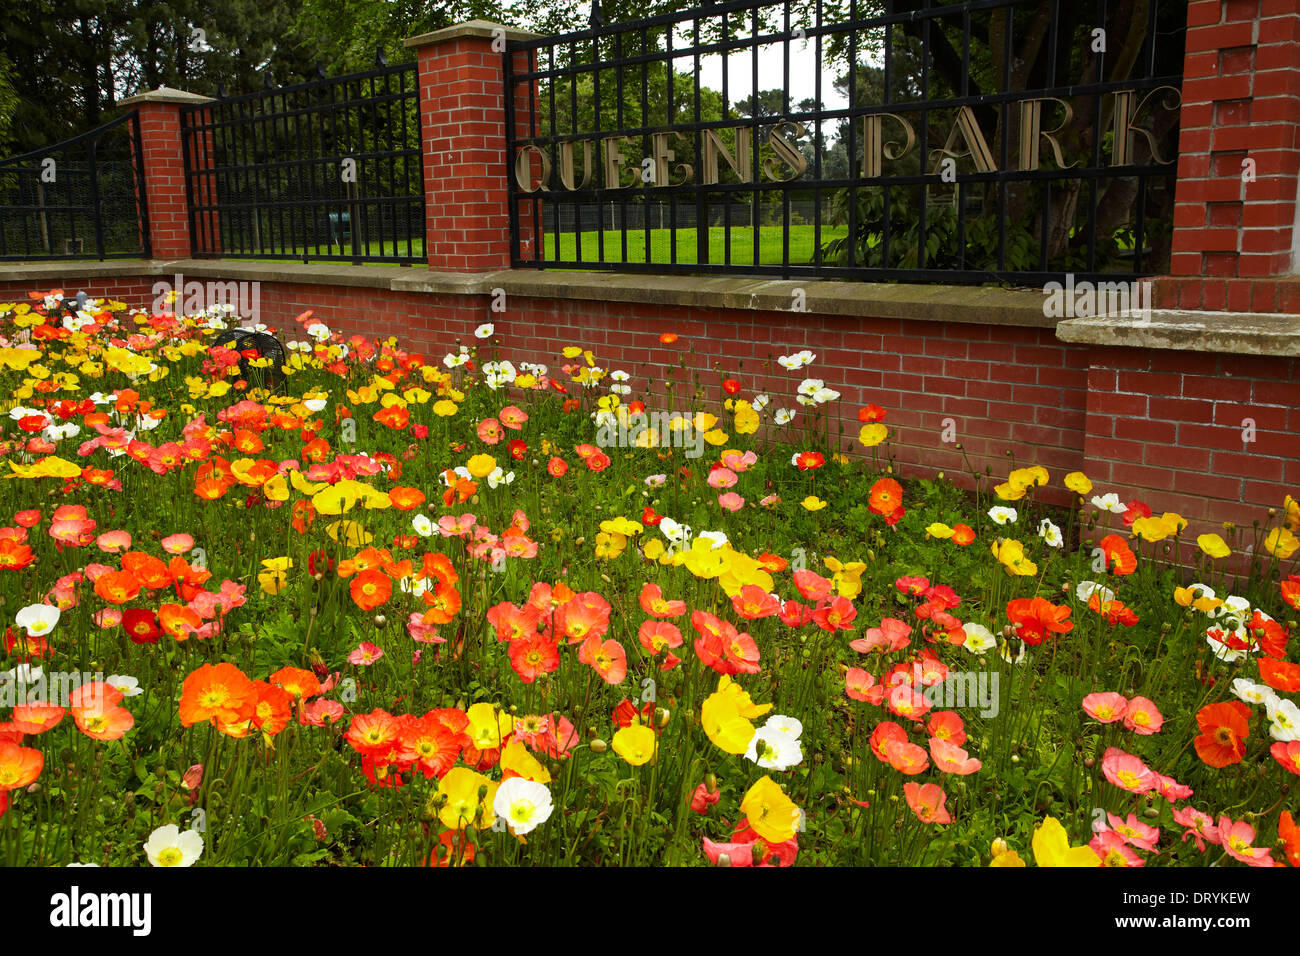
[1100,747,1156,794]
[301,699,346,727]
[499,406,528,430]
[707,468,738,489]
[717,492,745,512]
[1089,829,1144,867]
[903,782,951,824]
[1152,773,1193,801]
[97,531,133,554]
[94,608,123,629]
[438,513,476,537]
[1081,691,1128,723]
[721,450,757,472]
[1172,806,1219,853]
[690,783,721,815]
[849,617,912,654]
[160,533,195,555]
[1105,812,1160,851]
[348,642,385,666]
[929,737,982,775]
[845,667,880,702]
[1122,695,1163,734]
[1217,816,1277,866]
[476,418,504,445]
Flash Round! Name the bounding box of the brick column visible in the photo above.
[406,20,540,272]
[119,87,215,260]
[1159,0,1300,310]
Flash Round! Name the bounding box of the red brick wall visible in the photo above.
[1165,0,1300,309]
[5,272,1294,541]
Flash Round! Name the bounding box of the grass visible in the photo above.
[543,224,847,267]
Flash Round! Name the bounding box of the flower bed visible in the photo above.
[0,289,1298,868]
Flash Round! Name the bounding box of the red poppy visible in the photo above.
[858,404,886,423]
[1006,597,1073,645]
[122,608,161,645]
[722,378,741,395]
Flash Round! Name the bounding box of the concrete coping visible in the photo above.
[405,19,542,48]
[118,87,215,107]
[1056,310,1300,357]
[0,258,1053,328]
[4,258,1298,353]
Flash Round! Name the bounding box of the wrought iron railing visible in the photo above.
[504,0,1186,283]
[0,113,151,261]
[179,54,425,264]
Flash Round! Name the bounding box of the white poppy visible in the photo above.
[144,824,204,867]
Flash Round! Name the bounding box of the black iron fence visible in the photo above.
[0,113,150,261]
[179,55,425,264]
[505,0,1186,283]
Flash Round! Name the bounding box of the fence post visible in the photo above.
[118,87,215,260]
[406,19,541,272]
[1161,0,1300,309]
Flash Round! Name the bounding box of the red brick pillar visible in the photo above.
[119,88,215,260]
[406,20,540,272]
[1162,0,1300,310]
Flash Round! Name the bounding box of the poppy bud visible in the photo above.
[717,853,731,867]
[705,773,717,793]
[990,838,1009,857]
[374,614,386,627]
[590,738,608,753]
[752,843,766,865]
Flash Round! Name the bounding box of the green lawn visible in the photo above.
[544,224,847,267]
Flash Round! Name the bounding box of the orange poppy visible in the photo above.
[389,486,426,511]
[251,681,293,736]
[1280,811,1300,867]
[72,703,135,741]
[0,539,34,571]
[0,742,44,791]
[178,662,257,728]
[94,570,142,605]
[374,405,410,430]
[350,568,393,611]
[1193,701,1251,768]
[421,581,462,625]
[869,477,903,516]
[951,524,976,545]
[1259,657,1300,693]
[121,552,172,589]
[159,603,202,640]
[1006,597,1073,645]
[1099,534,1137,575]
[10,704,65,735]
[268,666,321,701]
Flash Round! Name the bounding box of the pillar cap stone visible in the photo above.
[119,87,215,107]
[405,19,541,49]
